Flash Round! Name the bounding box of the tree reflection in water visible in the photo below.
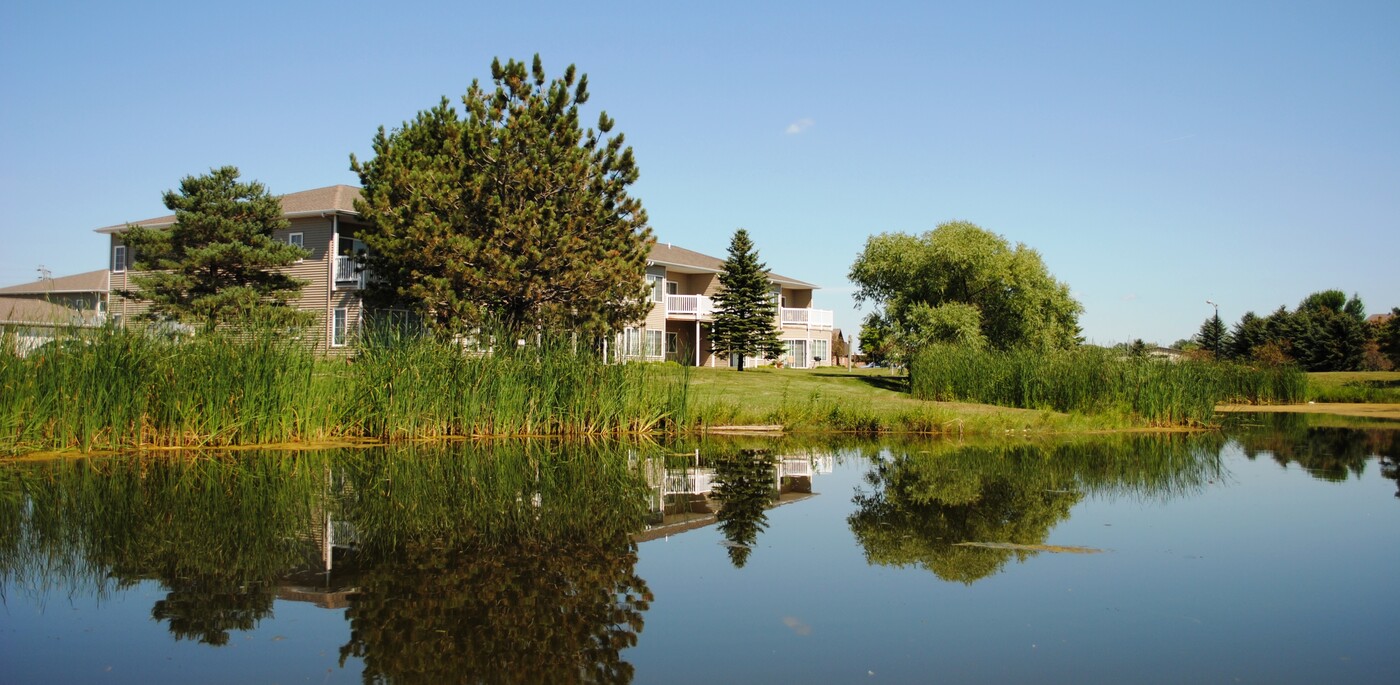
[333,443,653,684]
[1230,413,1400,485]
[849,434,1226,583]
[711,449,778,568]
[0,442,655,682]
[0,455,319,645]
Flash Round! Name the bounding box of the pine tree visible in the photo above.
[712,450,777,568]
[1195,313,1231,359]
[351,55,653,339]
[119,167,310,332]
[709,229,783,371]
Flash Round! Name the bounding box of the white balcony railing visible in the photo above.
[666,294,714,319]
[780,307,834,329]
[334,256,364,289]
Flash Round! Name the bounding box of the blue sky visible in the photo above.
[2,0,1396,347]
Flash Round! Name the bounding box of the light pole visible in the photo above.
[1206,300,1221,358]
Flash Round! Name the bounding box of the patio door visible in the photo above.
[787,339,808,368]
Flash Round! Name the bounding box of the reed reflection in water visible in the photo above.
[0,442,657,683]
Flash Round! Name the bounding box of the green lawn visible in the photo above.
[667,365,1140,434]
[1306,371,1400,403]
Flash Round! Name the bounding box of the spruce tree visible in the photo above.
[1195,313,1231,359]
[120,167,310,332]
[712,450,777,568]
[709,229,784,371]
[351,55,653,339]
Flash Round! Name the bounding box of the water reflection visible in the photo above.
[6,427,1393,682]
[0,455,322,645]
[849,434,1227,583]
[0,443,656,683]
[1231,413,1400,489]
[332,444,651,684]
[634,445,834,567]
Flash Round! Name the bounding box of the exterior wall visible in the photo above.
[104,215,364,355]
[781,287,813,309]
[107,234,150,325]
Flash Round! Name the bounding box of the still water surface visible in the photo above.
[1,415,1396,683]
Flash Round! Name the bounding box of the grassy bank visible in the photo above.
[1,327,686,454]
[907,345,1307,426]
[5,328,1316,455]
[1305,371,1400,404]
[670,365,1126,434]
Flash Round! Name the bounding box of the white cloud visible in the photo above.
[784,118,814,135]
[1122,293,1139,302]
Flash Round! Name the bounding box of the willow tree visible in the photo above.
[350,55,654,338]
[849,221,1081,356]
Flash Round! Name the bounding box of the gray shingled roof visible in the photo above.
[648,242,817,288]
[90,183,820,289]
[95,185,362,234]
[0,269,109,295]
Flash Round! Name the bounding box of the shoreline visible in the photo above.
[1216,402,1400,420]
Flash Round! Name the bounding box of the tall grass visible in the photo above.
[346,326,685,439]
[0,324,693,454]
[909,345,1306,425]
[1,326,329,453]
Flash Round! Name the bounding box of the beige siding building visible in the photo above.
[616,243,837,368]
[0,269,111,354]
[100,185,369,352]
[99,184,836,365]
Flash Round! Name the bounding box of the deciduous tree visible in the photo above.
[708,229,784,371]
[848,221,1081,356]
[351,55,653,339]
[120,167,310,332]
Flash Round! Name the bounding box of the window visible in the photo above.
[648,275,664,303]
[619,327,642,358]
[289,232,304,262]
[666,281,678,296]
[646,330,663,359]
[112,245,126,273]
[812,339,829,364]
[332,308,348,347]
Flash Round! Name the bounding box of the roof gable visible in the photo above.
[648,242,817,289]
[96,184,362,234]
[0,269,109,295]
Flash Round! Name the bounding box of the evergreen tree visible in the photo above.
[712,450,777,568]
[1291,290,1367,371]
[1378,309,1400,369]
[1195,312,1231,359]
[351,55,653,338]
[708,229,783,371]
[1230,311,1270,360]
[120,167,310,332]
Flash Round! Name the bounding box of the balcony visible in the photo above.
[334,256,364,289]
[780,307,834,330]
[666,294,714,319]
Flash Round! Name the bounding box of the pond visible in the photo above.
[1,415,1396,684]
